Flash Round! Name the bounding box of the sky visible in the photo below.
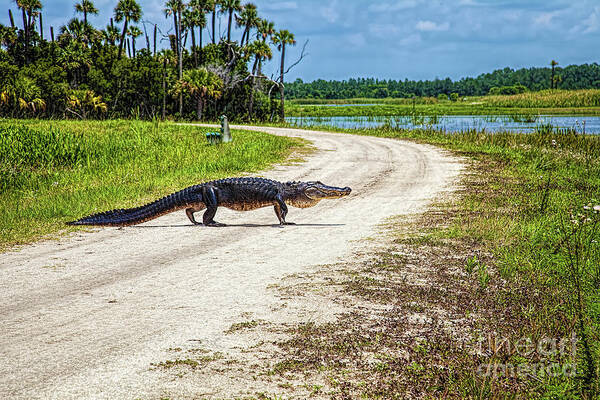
[3,0,600,82]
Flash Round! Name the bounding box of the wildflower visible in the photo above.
[551,139,557,147]
[594,205,600,212]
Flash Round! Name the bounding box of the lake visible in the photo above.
[286,115,600,134]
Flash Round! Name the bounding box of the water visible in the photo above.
[287,115,599,134]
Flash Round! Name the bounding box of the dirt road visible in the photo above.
[0,126,461,399]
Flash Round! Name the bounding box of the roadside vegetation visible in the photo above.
[266,125,599,397]
[0,119,303,250]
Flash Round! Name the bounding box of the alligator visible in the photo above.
[67,177,352,227]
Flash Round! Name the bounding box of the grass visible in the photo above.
[267,124,600,397]
[0,119,305,250]
[286,89,600,117]
[485,89,600,108]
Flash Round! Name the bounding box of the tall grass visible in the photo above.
[484,89,600,108]
[0,119,303,249]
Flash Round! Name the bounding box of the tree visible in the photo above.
[236,3,258,46]
[66,89,107,119]
[255,19,274,74]
[206,0,216,43]
[184,1,207,67]
[164,0,184,115]
[14,0,42,59]
[0,24,18,50]
[550,60,560,89]
[114,0,142,59]
[171,67,223,119]
[271,29,295,120]
[60,18,96,46]
[218,0,242,42]
[102,24,120,46]
[247,39,271,119]
[127,25,142,57]
[74,0,98,26]
[164,0,181,52]
[1,75,46,116]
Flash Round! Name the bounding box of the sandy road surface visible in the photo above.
[0,126,461,399]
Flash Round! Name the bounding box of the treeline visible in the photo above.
[0,0,298,121]
[286,64,600,99]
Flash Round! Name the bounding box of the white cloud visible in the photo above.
[581,7,600,33]
[533,11,558,26]
[368,1,420,13]
[368,23,401,38]
[345,33,366,47]
[399,33,422,46]
[261,2,298,11]
[320,1,340,23]
[415,20,450,32]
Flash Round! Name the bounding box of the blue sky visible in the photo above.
[3,0,600,82]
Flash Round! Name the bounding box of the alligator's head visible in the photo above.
[284,181,352,208]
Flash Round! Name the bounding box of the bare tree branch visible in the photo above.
[284,39,308,76]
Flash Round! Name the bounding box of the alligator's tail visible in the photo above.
[67,185,203,226]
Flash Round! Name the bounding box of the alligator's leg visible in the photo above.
[185,204,206,225]
[274,195,295,226]
[201,187,226,227]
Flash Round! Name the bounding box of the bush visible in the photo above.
[489,84,528,96]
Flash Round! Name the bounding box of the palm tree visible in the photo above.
[256,18,274,41]
[218,0,241,42]
[550,60,559,89]
[14,0,42,58]
[127,25,142,57]
[165,0,184,115]
[59,18,93,45]
[74,0,98,26]
[102,24,120,46]
[247,39,271,119]
[236,2,257,46]
[0,24,18,50]
[57,39,92,86]
[255,19,274,75]
[184,1,207,67]
[171,67,223,120]
[271,29,295,120]
[114,0,142,59]
[206,0,216,43]
[1,75,46,116]
[164,0,181,50]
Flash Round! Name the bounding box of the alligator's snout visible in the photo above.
[335,187,352,196]
[326,186,351,197]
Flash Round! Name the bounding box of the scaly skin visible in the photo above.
[67,177,352,227]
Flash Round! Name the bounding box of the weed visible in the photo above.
[0,119,304,250]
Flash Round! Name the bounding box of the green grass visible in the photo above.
[485,89,600,108]
[286,123,600,397]
[0,119,304,250]
[286,89,600,117]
